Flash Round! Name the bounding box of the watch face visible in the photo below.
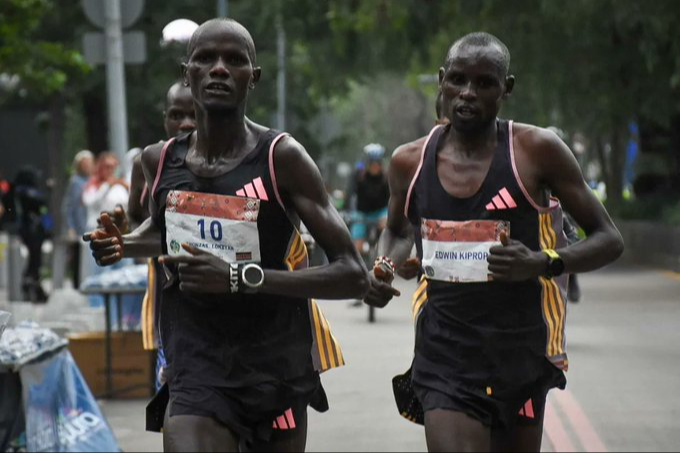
[550,258,565,277]
[243,265,264,286]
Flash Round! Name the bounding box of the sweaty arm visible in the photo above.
[127,153,150,229]
[83,143,164,265]
[531,128,624,273]
[263,137,370,299]
[365,138,425,307]
[379,139,425,268]
[489,126,624,281]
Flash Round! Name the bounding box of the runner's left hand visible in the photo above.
[397,257,421,280]
[159,243,231,294]
[488,231,547,281]
[97,205,130,235]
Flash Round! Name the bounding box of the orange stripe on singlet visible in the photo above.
[142,259,156,350]
[310,301,328,370]
[411,278,428,319]
[539,213,559,357]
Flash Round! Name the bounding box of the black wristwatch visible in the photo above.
[228,263,265,294]
[543,249,565,279]
[242,263,265,293]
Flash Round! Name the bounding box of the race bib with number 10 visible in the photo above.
[165,190,261,264]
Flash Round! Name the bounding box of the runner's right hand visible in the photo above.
[363,270,401,308]
[83,212,124,266]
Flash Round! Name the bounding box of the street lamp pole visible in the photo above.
[104,0,129,163]
[217,0,229,17]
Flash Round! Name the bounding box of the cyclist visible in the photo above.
[347,143,390,257]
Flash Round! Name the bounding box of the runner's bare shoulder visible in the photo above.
[270,134,312,171]
[390,136,428,190]
[511,122,577,181]
[515,121,574,156]
[140,141,166,188]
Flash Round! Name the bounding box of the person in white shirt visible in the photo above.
[82,152,129,232]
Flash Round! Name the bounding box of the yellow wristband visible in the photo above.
[543,249,560,260]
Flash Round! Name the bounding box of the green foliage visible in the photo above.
[617,197,680,225]
[3,0,680,194]
[327,74,433,161]
[0,0,89,98]
[662,202,680,225]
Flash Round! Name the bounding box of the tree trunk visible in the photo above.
[607,123,627,213]
[594,134,609,190]
[47,93,67,289]
[670,112,680,194]
[47,94,66,235]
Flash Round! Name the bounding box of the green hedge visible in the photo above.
[617,198,680,225]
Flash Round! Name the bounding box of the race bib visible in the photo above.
[421,219,509,283]
[165,190,261,263]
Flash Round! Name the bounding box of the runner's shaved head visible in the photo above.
[166,81,190,108]
[445,32,511,76]
[187,18,257,65]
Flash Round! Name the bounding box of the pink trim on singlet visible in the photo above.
[509,121,559,213]
[140,183,148,205]
[151,138,175,203]
[404,126,441,218]
[268,133,290,211]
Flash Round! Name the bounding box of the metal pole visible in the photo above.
[217,0,229,17]
[105,0,129,163]
[276,6,286,131]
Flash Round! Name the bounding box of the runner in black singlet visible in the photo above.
[84,18,368,452]
[126,81,196,385]
[365,32,624,452]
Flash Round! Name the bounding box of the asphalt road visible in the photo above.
[98,264,680,452]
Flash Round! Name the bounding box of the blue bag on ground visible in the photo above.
[19,349,120,452]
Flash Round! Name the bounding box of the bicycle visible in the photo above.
[361,217,384,323]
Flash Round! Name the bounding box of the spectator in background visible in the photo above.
[63,150,94,288]
[82,153,129,232]
[81,153,129,286]
[12,166,50,302]
[81,152,139,328]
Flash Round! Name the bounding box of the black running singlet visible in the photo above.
[406,120,569,395]
[149,130,343,442]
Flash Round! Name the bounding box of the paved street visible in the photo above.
[94,264,680,452]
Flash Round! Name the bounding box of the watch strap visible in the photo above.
[228,263,240,294]
[542,249,562,279]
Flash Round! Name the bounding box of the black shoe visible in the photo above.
[567,274,581,303]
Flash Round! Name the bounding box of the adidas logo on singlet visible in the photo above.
[485,187,517,210]
[235,177,269,201]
